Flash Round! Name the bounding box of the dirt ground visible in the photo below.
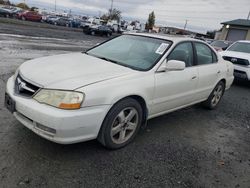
[0,20,250,188]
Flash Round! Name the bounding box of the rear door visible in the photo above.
[152,42,199,115]
[194,42,223,100]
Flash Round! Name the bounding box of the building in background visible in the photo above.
[220,19,250,41]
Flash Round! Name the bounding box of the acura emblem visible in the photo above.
[17,77,35,93]
[17,77,26,92]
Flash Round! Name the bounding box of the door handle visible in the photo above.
[217,71,221,74]
[191,76,197,80]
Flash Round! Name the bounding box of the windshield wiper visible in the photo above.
[98,57,118,64]
[85,53,138,71]
[87,53,119,64]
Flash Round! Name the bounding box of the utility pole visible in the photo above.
[111,0,114,11]
[247,10,250,20]
[55,0,57,12]
[184,19,188,30]
[110,0,113,13]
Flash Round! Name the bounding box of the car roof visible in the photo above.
[126,32,201,43]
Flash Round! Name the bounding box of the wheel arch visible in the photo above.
[97,94,149,146]
[111,95,148,125]
[220,78,226,85]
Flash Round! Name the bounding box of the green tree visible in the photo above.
[16,3,30,10]
[146,11,155,30]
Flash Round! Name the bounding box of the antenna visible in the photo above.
[184,20,188,30]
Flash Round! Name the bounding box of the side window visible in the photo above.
[195,43,214,65]
[168,42,194,67]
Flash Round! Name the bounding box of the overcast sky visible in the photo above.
[11,0,250,33]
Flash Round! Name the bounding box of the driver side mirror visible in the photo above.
[157,59,186,72]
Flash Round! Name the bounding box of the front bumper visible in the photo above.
[234,65,250,81]
[6,76,111,144]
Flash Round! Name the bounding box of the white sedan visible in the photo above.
[5,33,234,149]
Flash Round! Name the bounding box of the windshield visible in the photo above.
[87,35,171,71]
[227,42,250,53]
[211,41,230,48]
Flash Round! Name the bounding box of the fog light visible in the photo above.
[36,123,56,135]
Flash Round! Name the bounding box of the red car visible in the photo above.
[17,11,42,22]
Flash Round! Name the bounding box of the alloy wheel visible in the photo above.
[110,107,139,144]
[211,84,223,107]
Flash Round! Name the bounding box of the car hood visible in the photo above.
[220,50,250,61]
[19,53,135,90]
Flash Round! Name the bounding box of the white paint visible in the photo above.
[6,33,235,145]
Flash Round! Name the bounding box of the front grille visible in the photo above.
[223,56,249,66]
[15,74,40,97]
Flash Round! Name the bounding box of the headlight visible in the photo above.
[33,89,84,110]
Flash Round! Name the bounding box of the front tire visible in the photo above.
[98,98,143,149]
[202,81,225,110]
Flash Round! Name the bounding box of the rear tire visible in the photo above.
[202,81,225,110]
[98,98,143,149]
[91,31,95,36]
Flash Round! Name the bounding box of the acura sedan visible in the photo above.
[5,33,234,149]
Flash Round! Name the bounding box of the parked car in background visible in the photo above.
[70,18,82,28]
[0,7,14,18]
[81,17,104,29]
[53,17,71,27]
[210,40,233,52]
[84,25,112,37]
[4,6,23,18]
[46,16,60,24]
[5,34,234,149]
[220,40,250,81]
[205,39,215,44]
[17,11,42,22]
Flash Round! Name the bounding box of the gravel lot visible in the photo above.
[0,20,250,188]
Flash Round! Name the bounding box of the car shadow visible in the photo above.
[233,80,250,88]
